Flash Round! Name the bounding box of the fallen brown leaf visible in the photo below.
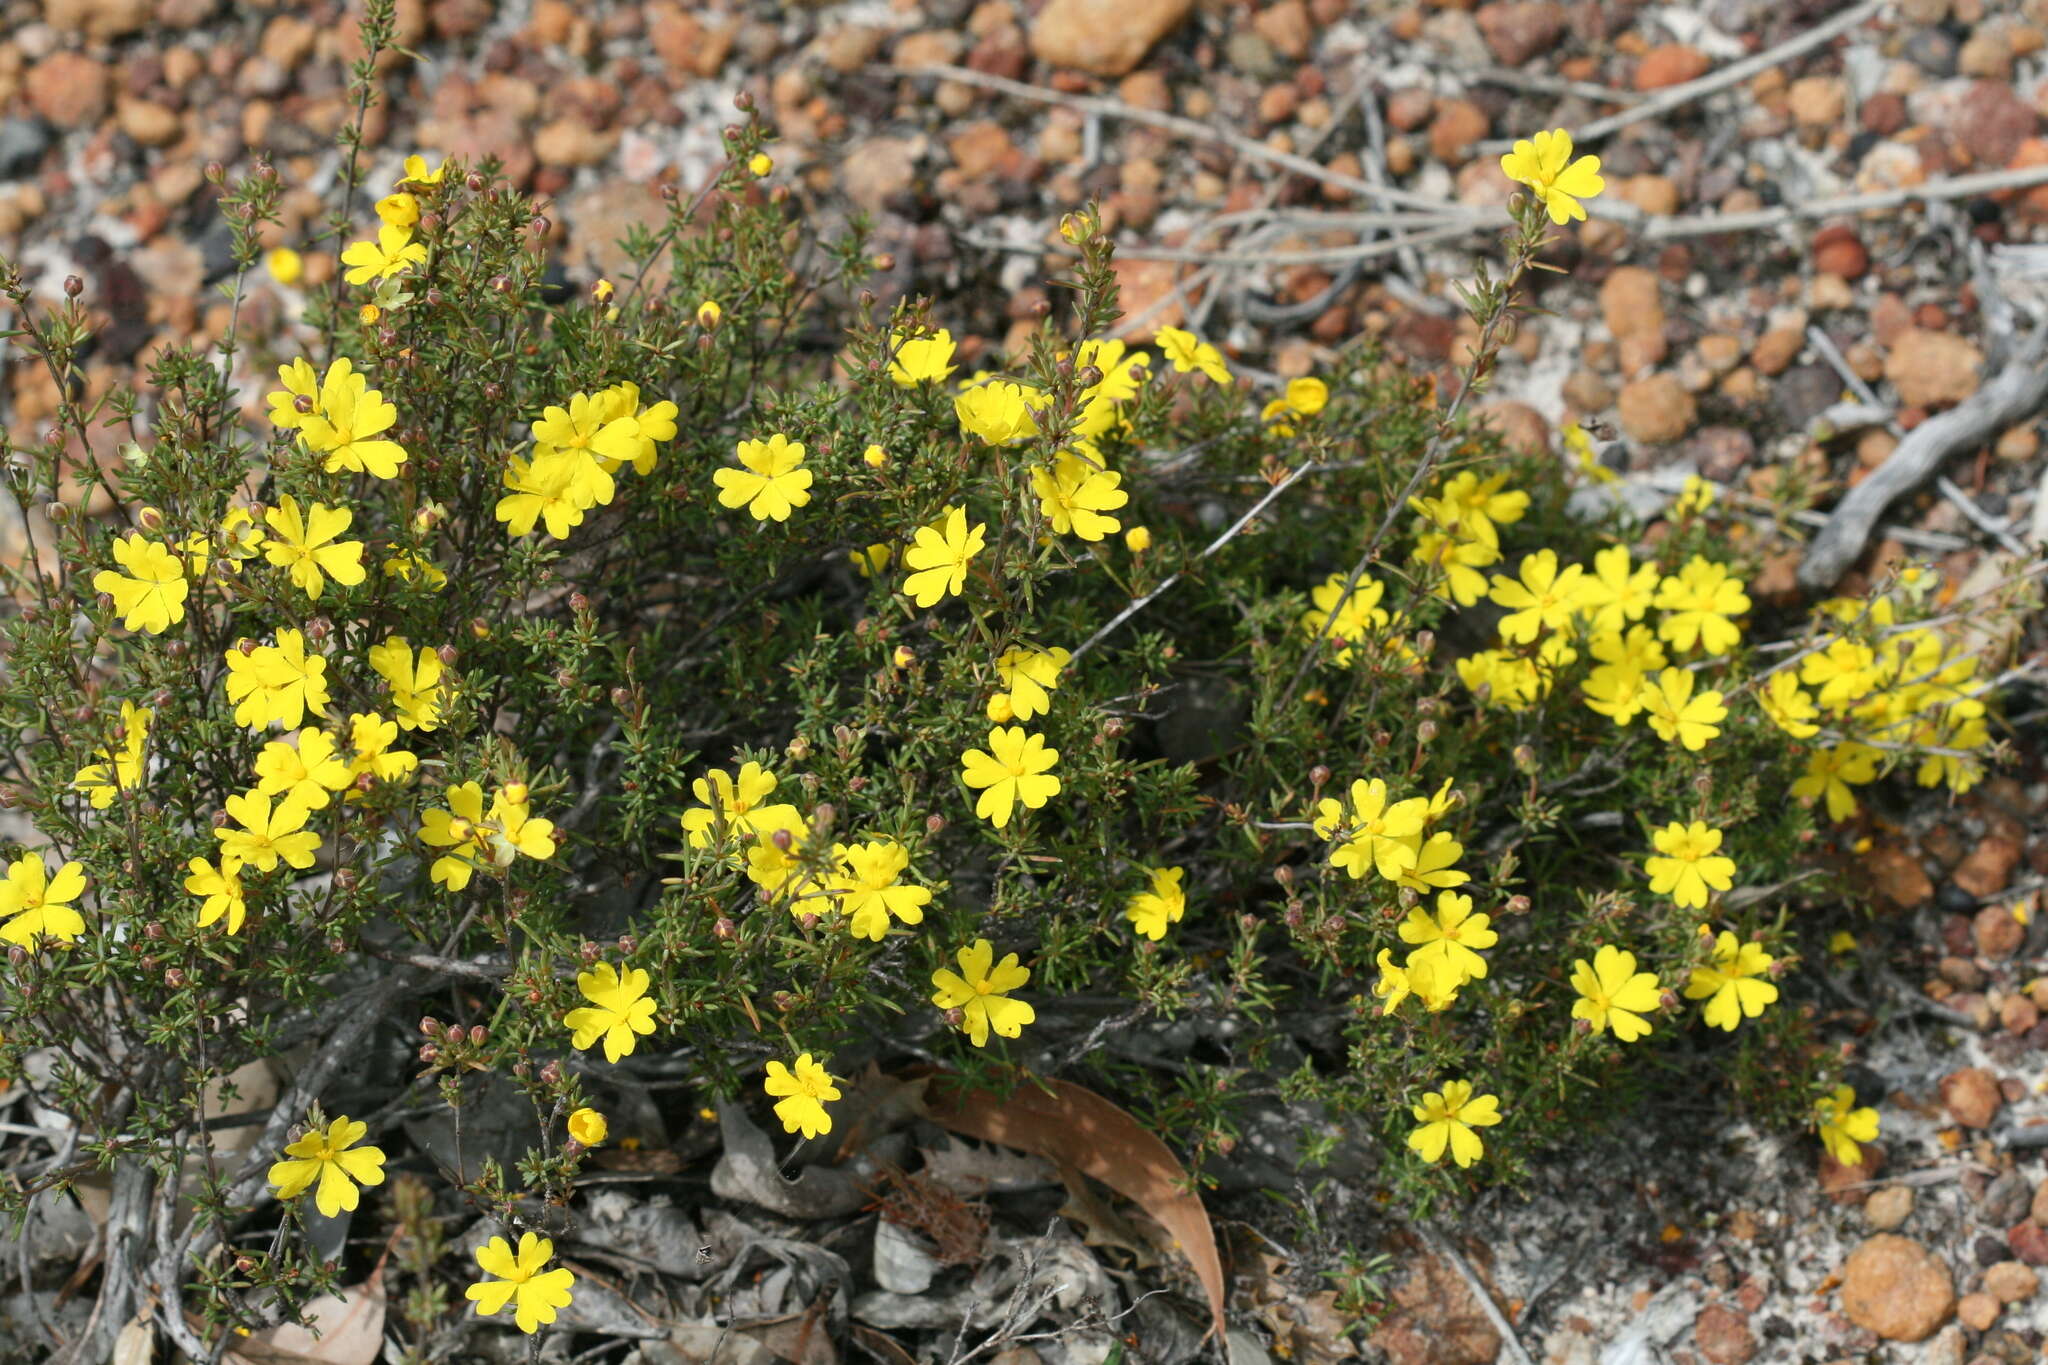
[922,1074,1226,1340]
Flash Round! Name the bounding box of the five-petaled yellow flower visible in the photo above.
[1155,326,1232,385]
[94,534,188,634]
[1641,669,1726,751]
[830,840,931,940]
[1569,945,1662,1042]
[989,645,1071,722]
[1314,778,1427,883]
[681,763,800,848]
[1125,866,1187,941]
[263,497,367,600]
[903,506,986,607]
[764,1053,841,1139]
[931,938,1036,1046]
[466,1232,576,1335]
[1490,548,1586,644]
[1407,1080,1502,1168]
[1030,452,1127,541]
[0,853,88,947]
[185,856,248,935]
[889,328,957,386]
[1685,929,1778,1031]
[1499,128,1605,225]
[959,726,1060,829]
[564,961,658,1063]
[214,791,322,873]
[1399,890,1496,989]
[1814,1085,1880,1166]
[1645,821,1735,910]
[567,1108,608,1147]
[715,434,813,522]
[340,223,428,284]
[268,1115,386,1217]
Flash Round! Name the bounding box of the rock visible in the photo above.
[44,0,152,40]
[1386,87,1434,131]
[1563,368,1613,412]
[1618,173,1679,215]
[1476,400,1549,453]
[1693,1304,1755,1365]
[0,118,52,180]
[1619,373,1695,444]
[1686,426,1753,480]
[1840,1235,1956,1342]
[1959,31,2013,78]
[1940,1068,2002,1128]
[1252,0,1314,58]
[2033,1180,2048,1229]
[534,119,618,168]
[1030,0,1193,75]
[1774,362,1840,429]
[1600,265,1664,340]
[1367,1253,1502,1365]
[1475,0,1566,64]
[1750,327,1803,376]
[1960,79,2035,167]
[1884,329,1981,408]
[1866,1185,1915,1231]
[1789,75,1847,126]
[1985,1261,2038,1303]
[947,120,1016,178]
[893,28,964,70]
[1635,43,1710,91]
[1974,902,2025,957]
[1822,1141,1884,1205]
[1223,30,1283,78]
[1428,99,1489,164]
[2010,1219,2048,1266]
[1957,1292,2000,1331]
[25,53,110,129]
[1812,225,1869,279]
[1862,846,1933,908]
[841,136,920,214]
[1955,835,2021,898]
[116,98,180,148]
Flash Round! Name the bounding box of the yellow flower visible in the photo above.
[954,380,1041,446]
[563,961,658,1063]
[1759,670,1821,738]
[383,551,447,591]
[1407,1080,1502,1167]
[223,630,330,731]
[1791,742,1881,821]
[1814,1085,1879,1166]
[1313,778,1426,882]
[1645,821,1735,909]
[715,434,813,522]
[851,543,893,578]
[418,781,554,890]
[214,791,322,874]
[531,393,637,486]
[1154,326,1231,385]
[268,1116,386,1217]
[1673,475,1717,517]
[93,534,188,634]
[1126,866,1187,941]
[72,700,151,809]
[267,357,322,431]
[960,726,1060,829]
[903,506,986,607]
[374,191,418,229]
[931,938,1036,1046]
[567,1108,608,1147]
[263,497,366,600]
[1801,637,1878,710]
[749,151,774,177]
[863,443,887,468]
[681,763,800,848]
[1577,546,1660,635]
[1439,471,1529,540]
[368,636,443,732]
[401,154,448,186]
[764,1054,840,1139]
[253,728,354,810]
[266,247,304,284]
[830,840,930,940]
[0,854,88,946]
[1684,930,1778,1031]
[1125,525,1152,553]
[1399,890,1496,989]
[1489,548,1586,644]
[1498,128,1605,225]
[1394,831,1469,892]
[340,223,428,284]
[889,328,958,386]
[1570,945,1662,1042]
[1565,421,1616,484]
[1374,949,1459,1015]
[496,451,591,541]
[1653,556,1749,656]
[298,360,408,479]
[466,1233,576,1335]
[697,299,722,327]
[1641,668,1726,751]
[989,645,1071,722]
[184,856,247,935]
[347,712,417,788]
[1300,571,1389,668]
[1031,451,1127,541]
[745,811,815,902]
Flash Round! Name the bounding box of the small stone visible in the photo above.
[1885,329,1981,407]
[1252,0,1314,58]
[1774,363,1840,430]
[1863,846,1933,908]
[821,25,887,72]
[1367,1252,1503,1365]
[1599,265,1665,340]
[1812,225,1869,279]
[2031,1181,2048,1227]
[1475,0,1566,64]
[1618,373,1696,444]
[534,119,618,168]
[1693,1304,1755,1365]
[1960,79,2035,167]
[25,52,110,129]
[947,120,1016,178]
[1476,400,1549,454]
[1957,1292,2000,1331]
[1839,1235,1956,1342]
[2001,995,2038,1035]
[894,29,965,70]
[1974,902,2025,957]
[1635,44,1710,91]
[1686,426,1754,480]
[841,136,921,214]
[1619,174,1679,215]
[0,118,53,180]
[1857,429,1898,469]
[1940,1067,2002,1128]
[1865,1185,1915,1231]
[1983,1261,2038,1303]
[1996,426,2040,460]
[1386,87,1434,131]
[1030,0,1193,75]
[1428,99,1489,164]
[1750,327,1803,376]
[1955,835,2021,898]
[1563,368,1613,412]
[116,97,180,148]
[1789,75,1847,126]
[1809,272,1855,310]
[44,0,152,40]
[2010,1219,2048,1266]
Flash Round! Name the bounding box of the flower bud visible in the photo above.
[1417,720,1438,744]
[144,922,163,940]
[1512,744,1537,773]
[926,813,947,836]
[466,171,485,192]
[501,782,529,805]
[1124,525,1152,552]
[944,1006,965,1027]
[770,827,794,852]
[334,868,358,890]
[64,274,83,298]
[438,644,458,666]
[1659,989,1681,1011]
[1573,1017,1591,1036]
[1504,894,1530,915]
[713,917,737,940]
[1240,913,1259,932]
[1284,903,1305,930]
[421,1016,443,1037]
[1102,716,1127,738]
[1309,765,1330,790]
[419,1043,440,1064]
[165,968,186,988]
[799,913,820,930]
[539,1060,562,1085]
[1274,864,1293,887]
[303,617,331,644]
[1076,365,1102,388]
[468,1025,487,1045]
[697,299,722,328]
[872,252,894,271]
[211,809,230,828]
[580,941,600,962]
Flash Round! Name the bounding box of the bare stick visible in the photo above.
[1479,0,1882,152]
[1070,460,1322,663]
[1798,327,2048,590]
[961,221,1477,267]
[1641,165,2048,240]
[915,62,1487,221]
